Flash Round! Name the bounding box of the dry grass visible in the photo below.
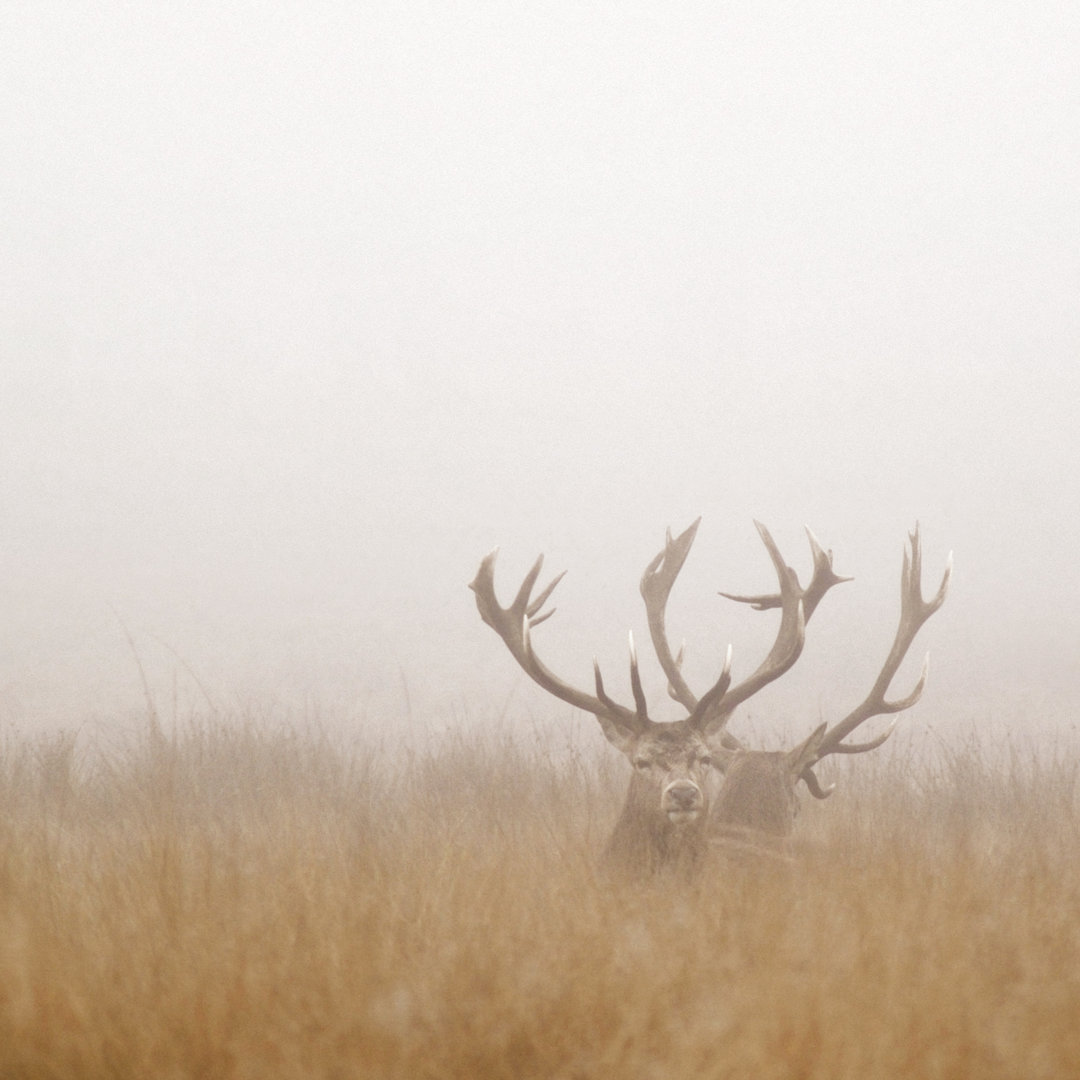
[1,716,1079,1079]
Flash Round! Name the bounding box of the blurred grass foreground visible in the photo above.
[1,715,1078,1079]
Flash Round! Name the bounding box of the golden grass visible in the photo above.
[1,717,1078,1079]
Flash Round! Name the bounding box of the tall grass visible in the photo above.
[1,716,1078,1078]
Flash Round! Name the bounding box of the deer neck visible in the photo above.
[602,783,708,876]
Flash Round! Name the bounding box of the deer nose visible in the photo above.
[663,780,703,812]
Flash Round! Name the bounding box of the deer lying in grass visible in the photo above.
[470,520,951,875]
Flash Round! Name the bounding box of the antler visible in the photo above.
[702,522,854,729]
[706,521,806,725]
[801,523,952,794]
[639,517,734,729]
[469,549,646,736]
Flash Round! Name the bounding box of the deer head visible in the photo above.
[470,519,951,872]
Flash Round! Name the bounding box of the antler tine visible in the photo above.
[828,716,900,755]
[525,565,566,622]
[688,643,733,729]
[665,641,686,702]
[469,549,642,728]
[806,525,952,774]
[592,659,622,715]
[639,517,703,713]
[801,525,855,621]
[628,631,649,720]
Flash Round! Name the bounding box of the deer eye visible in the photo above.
[698,755,714,769]
[633,757,651,771]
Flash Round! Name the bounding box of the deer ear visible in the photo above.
[711,747,740,775]
[786,722,827,776]
[594,712,641,757]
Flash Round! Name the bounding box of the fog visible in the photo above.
[4,3,1078,748]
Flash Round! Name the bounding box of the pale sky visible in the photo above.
[3,2,1078,749]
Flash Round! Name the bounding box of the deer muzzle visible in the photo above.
[662,779,704,824]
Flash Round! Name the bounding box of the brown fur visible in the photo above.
[710,752,801,838]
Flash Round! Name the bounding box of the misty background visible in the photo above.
[3,3,1078,752]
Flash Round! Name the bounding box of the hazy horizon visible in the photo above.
[4,2,1078,750]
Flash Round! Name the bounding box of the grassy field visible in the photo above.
[1,714,1078,1079]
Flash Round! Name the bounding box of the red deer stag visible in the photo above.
[469,520,951,874]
